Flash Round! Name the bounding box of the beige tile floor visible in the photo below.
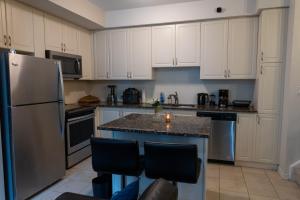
[207,164,300,200]
[31,159,300,200]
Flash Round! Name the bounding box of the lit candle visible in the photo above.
[165,113,171,123]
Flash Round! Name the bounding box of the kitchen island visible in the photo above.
[98,113,211,200]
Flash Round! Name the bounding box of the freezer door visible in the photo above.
[11,102,65,200]
[8,53,63,106]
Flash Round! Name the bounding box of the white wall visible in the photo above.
[88,68,255,104]
[105,0,257,28]
[279,0,300,179]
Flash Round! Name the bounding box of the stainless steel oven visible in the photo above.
[45,50,82,79]
[65,106,95,168]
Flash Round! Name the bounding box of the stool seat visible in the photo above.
[91,137,144,176]
[144,142,201,184]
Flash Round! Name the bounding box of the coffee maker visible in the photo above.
[218,89,229,108]
[107,85,117,104]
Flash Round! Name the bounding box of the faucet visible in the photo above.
[168,91,179,105]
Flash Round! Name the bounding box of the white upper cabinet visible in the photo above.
[236,114,256,162]
[108,29,129,79]
[94,31,109,80]
[152,25,176,67]
[255,114,279,164]
[128,27,152,79]
[5,0,34,52]
[257,63,282,114]
[175,22,200,67]
[200,20,228,79]
[0,0,6,48]
[33,10,45,58]
[79,29,93,80]
[62,22,78,54]
[45,14,63,52]
[228,17,257,79]
[260,9,287,63]
[45,14,79,54]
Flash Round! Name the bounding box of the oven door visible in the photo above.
[66,113,95,154]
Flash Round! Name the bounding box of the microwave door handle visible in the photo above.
[76,59,81,74]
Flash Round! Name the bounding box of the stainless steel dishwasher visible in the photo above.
[197,112,237,163]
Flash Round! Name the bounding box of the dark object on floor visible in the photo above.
[55,178,178,200]
[144,141,201,184]
[92,174,112,199]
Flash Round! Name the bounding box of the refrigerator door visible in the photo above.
[0,121,6,200]
[11,102,65,200]
[8,53,63,106]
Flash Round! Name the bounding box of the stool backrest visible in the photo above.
[144,142,200,184]
[91,137,141,176]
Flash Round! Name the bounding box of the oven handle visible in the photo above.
[67,113,95,123]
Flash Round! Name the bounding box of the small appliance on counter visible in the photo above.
[209,94,216,106]
[78,95,100,106]
[107,85,117,104]
[218,89,229,108]
[232,100,252,107]
[197,93,209,105]
[123,88,141,104]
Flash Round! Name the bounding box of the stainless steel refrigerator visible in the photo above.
[0,52,65,200]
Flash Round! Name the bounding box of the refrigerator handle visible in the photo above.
[57,61,65,137]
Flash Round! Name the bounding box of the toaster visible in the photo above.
[123,88,141,104]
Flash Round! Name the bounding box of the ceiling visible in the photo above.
[89,0,202,11]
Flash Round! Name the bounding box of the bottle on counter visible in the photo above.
[160,92,165,104]
[141,89,146,103]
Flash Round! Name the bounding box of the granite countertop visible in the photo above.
[98,113,211,138]
[96,102,257,113]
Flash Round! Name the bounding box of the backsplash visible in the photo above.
[64,81,92,104]
[89,68,256,105]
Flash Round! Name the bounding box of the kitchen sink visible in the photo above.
[162,104,197,109]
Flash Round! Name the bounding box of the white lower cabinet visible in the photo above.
[254,114,279,164]
[236,113,279,164]
[236,114,256,162]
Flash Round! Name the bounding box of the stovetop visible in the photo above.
[65,104,96,114]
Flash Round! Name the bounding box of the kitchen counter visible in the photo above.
[98,113,211,138]
[96,102,257,113]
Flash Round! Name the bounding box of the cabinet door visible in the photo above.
[200,20,228,79]
[128,27,152,80]
[152,25,176,67]
[62,22,78,54]
[228,17,258,79]
[0,0,6,48]
[94,31,109,80]
[109,29,128,79]
[260,9,287,63]
[5,0,34,52]
[45,14,63,52]
[257,63,282,114]
[236,114,256,162]
[79,29,93,80]
[255,114,278,164]
[100,109,121,138]
[33,9,45,58]
[175,23,200,67]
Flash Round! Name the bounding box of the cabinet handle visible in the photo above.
[106,72,109,79]
[175,58,178,66]
[261,52,264,62]
[130,72,132,78]
[8,36,11,46]
[61,43,64,52]
[237,116,239,124]
[224,70,227,78]
[260,65,263,75]
[228,69,231,78]
[4,35,7,46]
[257,115,260,125]
[64,43,66,52]
[172,58,175,66]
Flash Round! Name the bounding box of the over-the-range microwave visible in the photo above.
[45,50,82,79]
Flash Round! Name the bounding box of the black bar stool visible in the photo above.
[143,141,201,184]
[91,137,144,198]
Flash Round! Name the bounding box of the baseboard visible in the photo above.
[235,161,278,170]
[288,160,300,180]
